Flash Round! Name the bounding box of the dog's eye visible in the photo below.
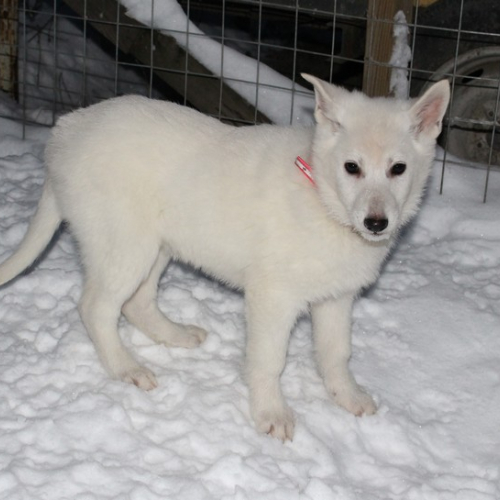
[344,162,361,176]
[390,162,407,176]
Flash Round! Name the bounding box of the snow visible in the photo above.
[118,0,314,125]
[1,97,500,499]
[389,11,412,99]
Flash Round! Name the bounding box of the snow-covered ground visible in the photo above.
[0,97,499,499]
[1,2,500,498]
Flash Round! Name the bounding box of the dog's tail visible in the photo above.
[0,180,62,286]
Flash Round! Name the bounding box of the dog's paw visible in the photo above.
[334,386,377,416]
[183,325,208,347]
[167,324,207,348]
[121,366,158,391]
[254,407,295,442]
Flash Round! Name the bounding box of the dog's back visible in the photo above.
[46,96,317,287]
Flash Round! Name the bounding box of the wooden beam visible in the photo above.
[61,0,271,124]
[363,0,413,97]
[0,0,18,99]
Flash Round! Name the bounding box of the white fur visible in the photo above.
[0,75,449,440]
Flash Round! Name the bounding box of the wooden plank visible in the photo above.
[61,0,271,124]
[0,0,18,99]
[363,0,413,97]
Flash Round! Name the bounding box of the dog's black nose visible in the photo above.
[364,217,388,233]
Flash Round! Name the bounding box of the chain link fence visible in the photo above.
[1,0,499,200]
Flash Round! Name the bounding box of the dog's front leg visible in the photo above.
[312,295,377,416]
[245,289,299,441]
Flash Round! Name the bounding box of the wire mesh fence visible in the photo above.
[0,0,499,200]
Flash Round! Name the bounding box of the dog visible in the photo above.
[0,75,449,440]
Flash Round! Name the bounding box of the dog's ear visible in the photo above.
[302,73,346,129]
[410,80,450,140]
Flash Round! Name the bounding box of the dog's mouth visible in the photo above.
[349,224,392,242]
[360,229,392,242]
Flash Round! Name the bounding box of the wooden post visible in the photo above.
[363,0,413,97]
[0,0,18,99]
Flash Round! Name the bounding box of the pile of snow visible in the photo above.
[0,108,499,499]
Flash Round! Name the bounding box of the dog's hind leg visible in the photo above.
[78,244,160,391]
[122,248,207,348]
[312,295,377,416]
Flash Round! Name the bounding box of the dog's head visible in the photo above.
[303,74,450,242]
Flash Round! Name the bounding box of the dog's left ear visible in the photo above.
[410,80,450,140]
[302,73,347,129]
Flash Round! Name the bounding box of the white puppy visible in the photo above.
[0,75,449,440]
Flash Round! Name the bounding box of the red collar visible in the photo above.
[295,156,315,185]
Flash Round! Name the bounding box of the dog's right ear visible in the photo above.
[410,80,450,140]
[302,73,345,129]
